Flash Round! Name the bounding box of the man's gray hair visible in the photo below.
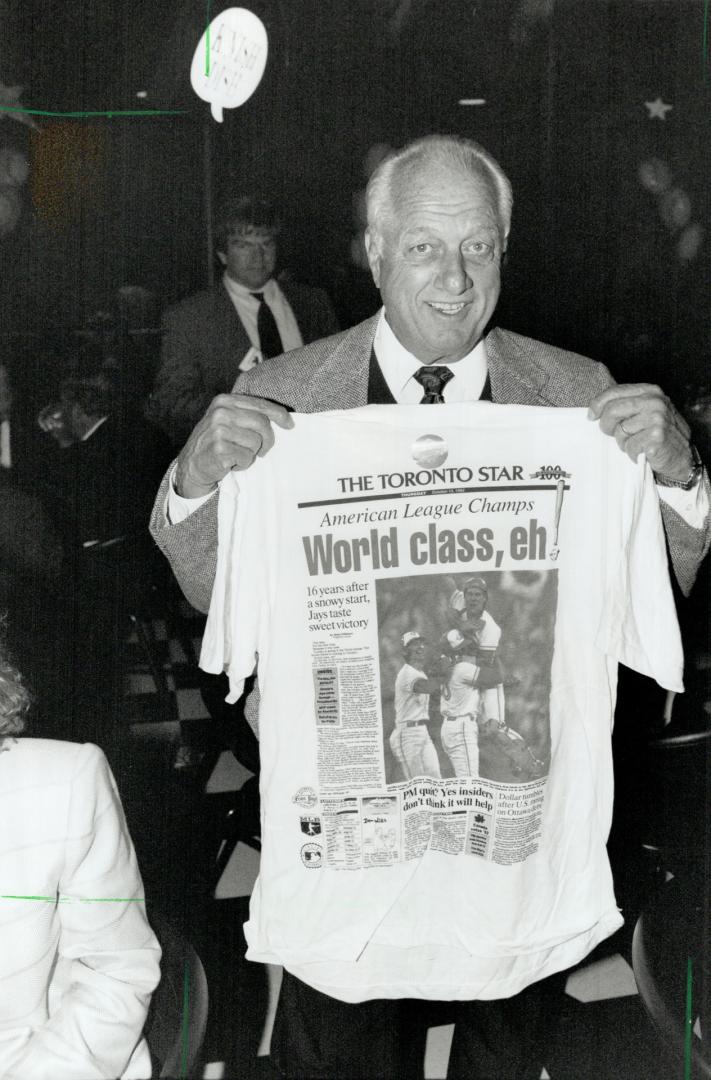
[366,134,513,249]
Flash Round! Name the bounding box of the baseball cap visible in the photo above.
[402,631,422,648]
[463,576,488,592]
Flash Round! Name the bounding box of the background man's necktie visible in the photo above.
[414,365,454,403]
[251,292,284,359]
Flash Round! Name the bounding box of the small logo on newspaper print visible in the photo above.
[300,816,321,836]
[411,434,448,468]
[301,843,322,868]
[366,797,397,810]
[292,786,318,809]
[530,465,571,480]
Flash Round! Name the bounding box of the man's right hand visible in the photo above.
[174,394,294,498]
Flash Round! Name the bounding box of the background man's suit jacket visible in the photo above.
[147,278,339,446]
[150,313,711,611]
[52,412,168,549]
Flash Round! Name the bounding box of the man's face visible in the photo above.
[40,402,76,447]
[365,162,504,363]
[406,639,428,667]
[218,227,277,291]
[463,585,487,618]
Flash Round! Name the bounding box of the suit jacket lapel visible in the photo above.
[287,318,553,413]
[300,315,378,411]
[279,279,307,336]
[306,320,550,410]
[485,326,549,405]
[212,284,252,386]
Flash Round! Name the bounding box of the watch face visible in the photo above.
[656,446,703,489]
[687,447,703,487]
[677,469,696,488]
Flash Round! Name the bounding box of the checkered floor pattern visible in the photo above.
[123,606,260,897]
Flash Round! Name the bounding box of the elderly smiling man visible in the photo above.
[151,135,710,1079]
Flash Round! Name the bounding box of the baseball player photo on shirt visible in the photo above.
[376,570,555,788]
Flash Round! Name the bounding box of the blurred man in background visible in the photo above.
[147,195,339,447]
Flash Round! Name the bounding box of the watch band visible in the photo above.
[654,444,703,490]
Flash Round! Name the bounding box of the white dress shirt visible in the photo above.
[0,419,11,469]
[167,308,707,526]
[374,307,488,403]
[222,272,303,371]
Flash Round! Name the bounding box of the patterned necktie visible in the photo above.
[413,365,454,403]
[251,292,283,359]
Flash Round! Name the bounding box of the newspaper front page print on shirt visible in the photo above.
[201,403,683,999]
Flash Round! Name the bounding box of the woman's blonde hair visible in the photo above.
[0,634,30,740]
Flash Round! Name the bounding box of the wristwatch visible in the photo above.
[654,444,704,490]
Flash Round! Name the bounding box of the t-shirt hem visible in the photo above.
[248,909,624,1002]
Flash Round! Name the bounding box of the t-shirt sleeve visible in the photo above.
[596,456,684,692]
[200,469,263,702]
[401,666,426,693]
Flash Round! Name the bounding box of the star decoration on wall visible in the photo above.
[0,83,39,130]
[644,97,673,121]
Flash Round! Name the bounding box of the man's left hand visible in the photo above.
[588,383,693,482]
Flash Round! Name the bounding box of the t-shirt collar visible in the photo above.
[223,271,277,302]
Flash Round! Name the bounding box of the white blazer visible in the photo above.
[0,739,161,1079]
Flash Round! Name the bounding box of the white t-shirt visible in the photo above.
[201,403,683,1002]
[450,601,501,648]
[394,664,429,725]
[440,659,480,718]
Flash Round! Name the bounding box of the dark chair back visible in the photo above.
[642,727,711,880]
[632,879,711,1079]
[144,914,209,1078]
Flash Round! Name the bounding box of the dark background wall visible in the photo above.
[1,0,709,398]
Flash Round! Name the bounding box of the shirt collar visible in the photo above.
[81,415,109,441]
[223,271,278,302]
[373,308,488,402]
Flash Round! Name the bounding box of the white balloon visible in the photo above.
[0,148,29,188]
[190,8,268,123]
[659,187,691,231]
[0,188,21,235]
[637,158,672,195]
[677,223,703,263]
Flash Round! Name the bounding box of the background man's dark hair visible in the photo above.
[214,196,282,253]
[60,375,113,420]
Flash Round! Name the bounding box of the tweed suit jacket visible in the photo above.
[150,313,710,611]
[147,278,339,446]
